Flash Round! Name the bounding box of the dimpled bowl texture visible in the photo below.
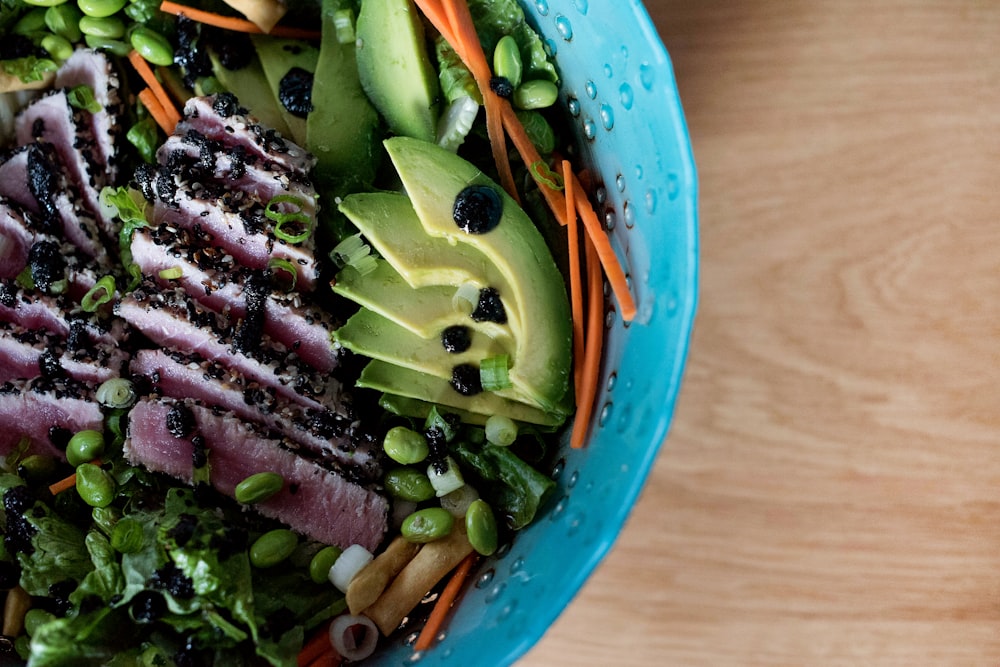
[371,1,699,665]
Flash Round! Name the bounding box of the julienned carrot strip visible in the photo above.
[48,458,102,496]
[158,1,322,39]
[571,236,605,448]
[413,0,454,44]
[297,620,334,667]
[128,51,181,129]
[137,88,174,134]
[563,159,584,399]
[413,552,477,652]
[498,102,568,227]
[567,169,637,321]
[305,649,341,667]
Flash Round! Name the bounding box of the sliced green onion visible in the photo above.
[81,275,116,312]
[485,414,518,446]
[328,544,373,592]
[157,266,183,280]
[66,84,102,113]
[427,456,465,497]
[265,195,313,244]
[424,405,458,443]
[14,266,34,291]
[529,161,564,191]
[452,282,480,314]
[333,7,355,44]
[330,233,376,275]
[96,378,136,409]
[267,257,298,292]
[479,354,512,391]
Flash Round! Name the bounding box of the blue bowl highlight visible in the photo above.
[372,0,698,664]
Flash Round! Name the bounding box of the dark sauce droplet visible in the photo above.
[441,325,472,353]
[450,363,482,396]
[471,287,507,324]
[278,67,314,118]
[453,185,503,234]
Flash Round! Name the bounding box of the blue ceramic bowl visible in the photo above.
[372,1,698,664]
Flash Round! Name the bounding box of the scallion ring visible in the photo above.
[267,257,298,292]
[265,195,313,244]
[157,266,183,280]
[479,354,512,391]
[81,275,116,312]
[96,378,136,409]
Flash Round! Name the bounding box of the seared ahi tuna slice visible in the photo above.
[130,349,382,482]
[131,224,337,372]
[126,398,388,550]
[149,181,320,292]
[116,281,339,412]
[0,282,129,348]
[0,320,129,385]
[177,94,315,175]
[53,49,123,185]
[0,376,103,460]
[14,90,111,234]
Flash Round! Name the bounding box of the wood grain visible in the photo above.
[520,2,1000,665]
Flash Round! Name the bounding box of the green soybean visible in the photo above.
[493,35,523,89]
[79,15,124,38]
[384,467,435,503]
[24,609,56,637]
[234,471,284,504]
[129,26,174,67]
[383,426,429,465]
[77,0,126,18]
[41,33,74,62]
[250,529,298,568]
[45,3,83,41]
[465,499,498,556]
[513,79,559,110]
[13,8,48,34]
[75,463,115,508]
[16,455,57,483]
[401,507,454,543]
[84,34,130,56]
[309,545,343,584]
[110,517,145,553]
[67,429,105,467]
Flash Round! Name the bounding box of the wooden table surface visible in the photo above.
[521,1,1000,664]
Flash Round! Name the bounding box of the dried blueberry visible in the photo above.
[471,287,507,324]
[450,364,482,396]
[441,325,472,353]
[278,67,314,118]
[129,590,166,623]
[490,76,514,99]
[27,240,65,293]
[166,403,196,439]
[453,185,503,234]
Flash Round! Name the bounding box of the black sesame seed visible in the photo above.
[453,184,503,234]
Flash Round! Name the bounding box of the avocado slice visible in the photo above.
[384,137,572,414]
[208,51,293,138]
[355,0,440,142]
[333,307,510,379]
[338,192,523,334]
[307,0,381,195]
[358,361,566,427]
[332,260,512,342]
[379,393,557,430]
[251,36,319,146]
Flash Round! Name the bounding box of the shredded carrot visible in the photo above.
[567,169,637,321]
[498,102,568,226]
[297,620,334,667]
[137,88,174,135]
[128,51,181,130]
[570,235,605,448]
[413,552,477,652]
[158,1,322,40]
[48,458,102,496]
[305,649,341,667]
[563,159,584,399]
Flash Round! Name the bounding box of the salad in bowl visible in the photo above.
[0,0,697,664]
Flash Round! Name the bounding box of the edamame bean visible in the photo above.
[13,8,48,34]
[382,426,429,465]
[513,79,559,110]
[111,517,144,553]
[465,499,498,556]
[234,471,284,504]
[250,529,298,568]
[45,3,83,41]
[77,0,126,18]
[493,35,523,89]
[75,463,115,508]
[129,26,174,67]
[401,507,454,543]
[22,0,67,9]
[309,545,343,584]
[41,33,73,62]
[24,608,56,637]
[79,15,124,39]
[66,429,105,467]
[84,34,130,56]
[384,467,435,503]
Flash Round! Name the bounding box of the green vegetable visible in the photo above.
[126,116,158,163]
[13,7,48,33]
[96,377,136,409]
[45,3,83,41]
[513,78,559,110]
[480,354,512,391]
[493,34,523,88]
[309,545,343,584]
[41,34,74,62]
[67,429,105,467]
[484,414,517,446]
[77,0,126,18]
[515,109,555,154]
[427,455,465,497]
[2,56,57,84]
[382,426,429,465]
[80,275,116,312]
[24,609,56,637]
[16,455,57,483]
[465,499,498,555]
[401,507,454,543]
[129,25,174,66]
[234,471,284,505]
[265,194,313,244]
[83,34,130,56]
[453,442,556,530]
[75,463,116,508]
[79,15,125,38]
[250,529,298,568]
[110,517,144,554]
[384,467,436,502]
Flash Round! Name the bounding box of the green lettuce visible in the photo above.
[453,442,556,530]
